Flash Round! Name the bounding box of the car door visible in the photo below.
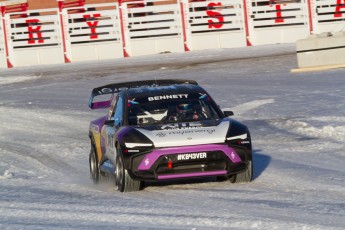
[103,94,124,163]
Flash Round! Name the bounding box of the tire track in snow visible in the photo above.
[269,117,345,142]
[223,99,275,116]
[0,141,79,178]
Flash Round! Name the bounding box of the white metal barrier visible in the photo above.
[121,0,184,56]
[62,3,123,62]
[312,0,345,34]
[2,0,345,69]
[184,0,246,50]
[247,0,310,45]
[5,9,64,67]
[0,14,7,68]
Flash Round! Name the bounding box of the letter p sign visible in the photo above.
[26,19,44,44]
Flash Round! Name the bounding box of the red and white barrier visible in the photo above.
[246,0,310,45]
[184,0,246,50]
[312,0,345,34]
[61,3,124,62]
[1,1,30,68]
[5,9,65,67]
[1,0,345,68]
[121,0,185,56]
[0,13,6,69]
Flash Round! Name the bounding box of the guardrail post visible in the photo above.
[118,0,130,57]
[0,1,28,68]
[179,0,190,51]
[307,0,315,34]
[0,4,13,68]
[57,0,73,63]
[242,0,252,46]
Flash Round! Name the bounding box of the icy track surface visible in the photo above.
[0,44,344,230]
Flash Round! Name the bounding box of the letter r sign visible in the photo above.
[26,19,44,44]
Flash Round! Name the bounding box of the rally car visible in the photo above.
[88,79,253,192]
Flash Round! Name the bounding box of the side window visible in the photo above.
[113,96,124,126]
[108,94,117,120]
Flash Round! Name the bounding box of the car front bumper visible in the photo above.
[127,144,249,181]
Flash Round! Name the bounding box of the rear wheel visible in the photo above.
[115,150,141,192]
[230,160,253,183]
[89,145,100,184]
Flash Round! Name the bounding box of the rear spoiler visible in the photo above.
[88,79,198,109]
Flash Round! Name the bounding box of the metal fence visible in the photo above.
[0,0,345,68]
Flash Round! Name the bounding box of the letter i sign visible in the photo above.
[274,4,284,23]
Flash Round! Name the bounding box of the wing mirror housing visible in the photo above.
[223,111,234,117]
[104,120,115,126]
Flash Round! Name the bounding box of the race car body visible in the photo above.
[88,79,253,192]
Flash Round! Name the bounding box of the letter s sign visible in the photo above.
[206,2,224,29]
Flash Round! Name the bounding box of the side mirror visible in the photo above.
[104,120,115,126]
[223,111,234,117]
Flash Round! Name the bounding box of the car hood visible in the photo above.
[135,120,230,148]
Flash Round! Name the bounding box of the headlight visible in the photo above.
[125,143,153,148]
[226,133,247,141]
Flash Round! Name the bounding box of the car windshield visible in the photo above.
[127,93,221,126]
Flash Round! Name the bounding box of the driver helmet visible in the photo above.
[176,103,193,114]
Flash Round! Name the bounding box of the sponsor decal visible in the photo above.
[240,141,250,144]
[199,93,208,100]
[148,94,188,101]
[155,126,216,137]
[161,122,202,130]
[168,129,215,135]
[144,158,150,166]
[156,132,166,138]
[128,98,139,105]
[177,152,207,161]
[97,87,128,95]
[207,129,214,134]
[90,124,99,132]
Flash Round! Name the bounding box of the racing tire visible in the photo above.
[230,160,253,183]
[89,145,100,184]
[115,152,141,192]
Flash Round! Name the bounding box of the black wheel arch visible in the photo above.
[115,141,137,172]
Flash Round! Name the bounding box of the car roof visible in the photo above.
[124,84,206,98]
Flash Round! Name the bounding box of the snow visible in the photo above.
[0,44,345,229]
[0,75,41,85]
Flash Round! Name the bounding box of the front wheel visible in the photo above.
[230,160,253,183]
[89,145,100,184]
[115,151,141,192]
